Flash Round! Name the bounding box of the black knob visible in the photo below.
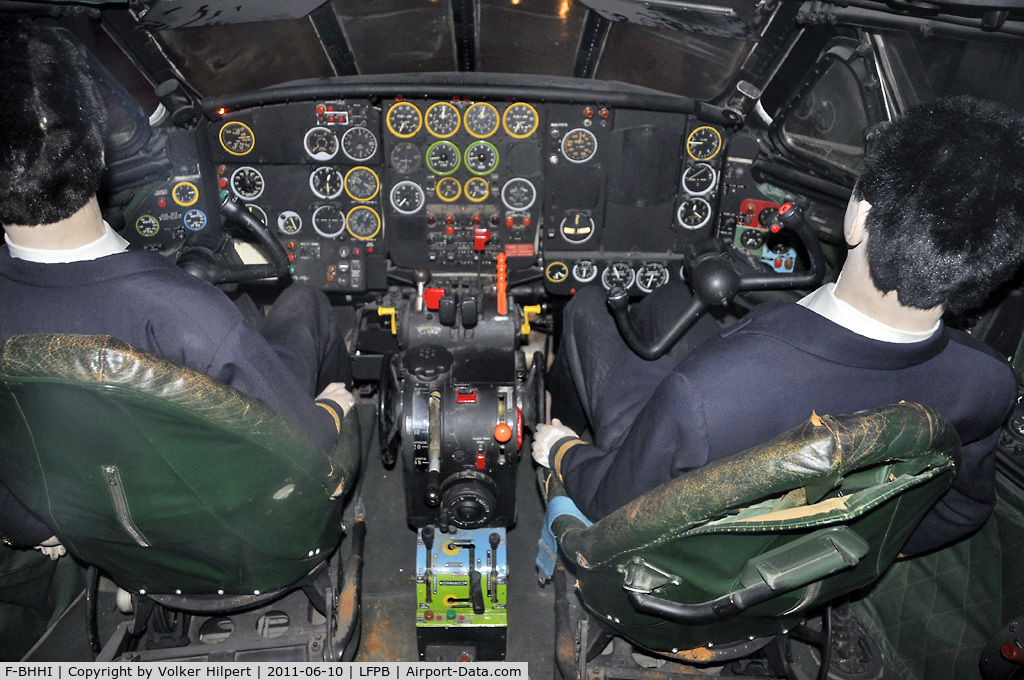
[413,267,431,285]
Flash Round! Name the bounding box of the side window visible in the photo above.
[779,62,868,175]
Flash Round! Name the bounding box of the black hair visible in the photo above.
[0,15,106,226]
[854,95,1024,314]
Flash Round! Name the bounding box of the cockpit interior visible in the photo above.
[2,1,1024,677]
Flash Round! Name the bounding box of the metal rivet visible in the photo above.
[175,589,182,595]
[218,590,224,595]
[254,590,261,595]
[308,550,314,557]
[139,589,146,595]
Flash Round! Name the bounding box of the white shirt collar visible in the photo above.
[5,221,129,264]
[797,282,940,344]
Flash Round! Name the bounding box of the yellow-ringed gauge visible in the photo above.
[386,102,422,138]
[344,166,380,201]
[686,126,722,161]
[503,102,539,138]
[277,210,302,235]
[464,102,500,138]
[425,102,461,138]
[677,196,712,229]
[435,177,462,202]
[304,126,339,161]
[346,205,381,240]
[230,166,264,200]
[390,180,426,215]
[426,140,460,175]
[219,121,255,156]
[545,261,569,283]
[135,214,159,237]
[172,181,199,207]
[341,126,378,162]
[464,140,499,175]
[464,177,490,203]
[312,205,346,238]
[561,128,597,163]
[309,166,344,199]
[682,162,717,196]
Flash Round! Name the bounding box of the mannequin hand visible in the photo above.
[532,418,578,468]
[317,382,356,416]
[34,535,66,561]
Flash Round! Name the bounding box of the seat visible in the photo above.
[0,334,363,661]
[543,402,960,678]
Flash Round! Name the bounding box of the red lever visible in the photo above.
[474,227,491,251]
[423,287,445,310]
[496,253,508,316]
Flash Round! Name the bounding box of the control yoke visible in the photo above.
[607,202,826,360]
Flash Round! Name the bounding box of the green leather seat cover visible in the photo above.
[551,402,959,655]
[0,334,360,595]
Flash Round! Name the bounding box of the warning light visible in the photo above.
[216,107,227,116]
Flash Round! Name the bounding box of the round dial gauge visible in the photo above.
[390,142,421,174]
[739,229,765,250]
[426,141,461,176]
[135,214,159,237]
[464,102,499,138]
[560,212,595,244]
[386,102,422,138]
[246,204,268,225]
[309,166,344,199]
[561,128,598,164]
[501,177,537,211]
[464,140,499,175]
[682,162,717,196]
[545,262,569,283]
[390,180,426,215]
[503,102,539,138]
[425,102,461,138]
[572,260,598,283]
[636,263,670,293]
[677,197,712,230]
[435,177,462,202]
[464,177,489,203]
[278,211,302,235]
[219,121,255,156]
[687,126,722,161]
[183,208,207,231]
[346,206,381,240]
[345,166,380,201]
[172,181,199,207]
[341,126,378,162]
[304,126,339,161]
[601,262,635,290]
[313,205,346,238]
[230,166,264,200]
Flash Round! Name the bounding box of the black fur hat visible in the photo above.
[0,15,106,227]
[855,96,1024,314]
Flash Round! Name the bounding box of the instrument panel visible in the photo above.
[122,94,766,296]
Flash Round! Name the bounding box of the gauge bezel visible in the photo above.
[172,181,199,207]
[502,102,539,138]
[344,166,380,202]
[426,140,461,176]
[464,140,500,176]
[636,263,670,293]
[312,205,346,238]
[464,102,500,138]
[390,141,422,175]
[277,210,303,235]
[309,166,344,200]
[341,126,378,162]
[304,126,339,161]
[559,213,595,244]
[346,205,382,240]
[425,102,461,138]
[386,102,423,139]
[229,166,265,200]
[686,126,723,161]
[464,177,490,203]
[681,162,718,196]
[572,260,598,283]
[545,261,569,283]
[601,262,636,290]
[183,208,207,231]
[501,177,537,211]
[435,177,462,203]
[561,128,598,164]
[219,121,255,156]
[135,214,160,237]
[390,180,426,215]
[677,196,712,230]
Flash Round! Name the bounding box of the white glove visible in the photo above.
[316,382,356,416]
[34,535,66,561]
[532,418,578,468]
